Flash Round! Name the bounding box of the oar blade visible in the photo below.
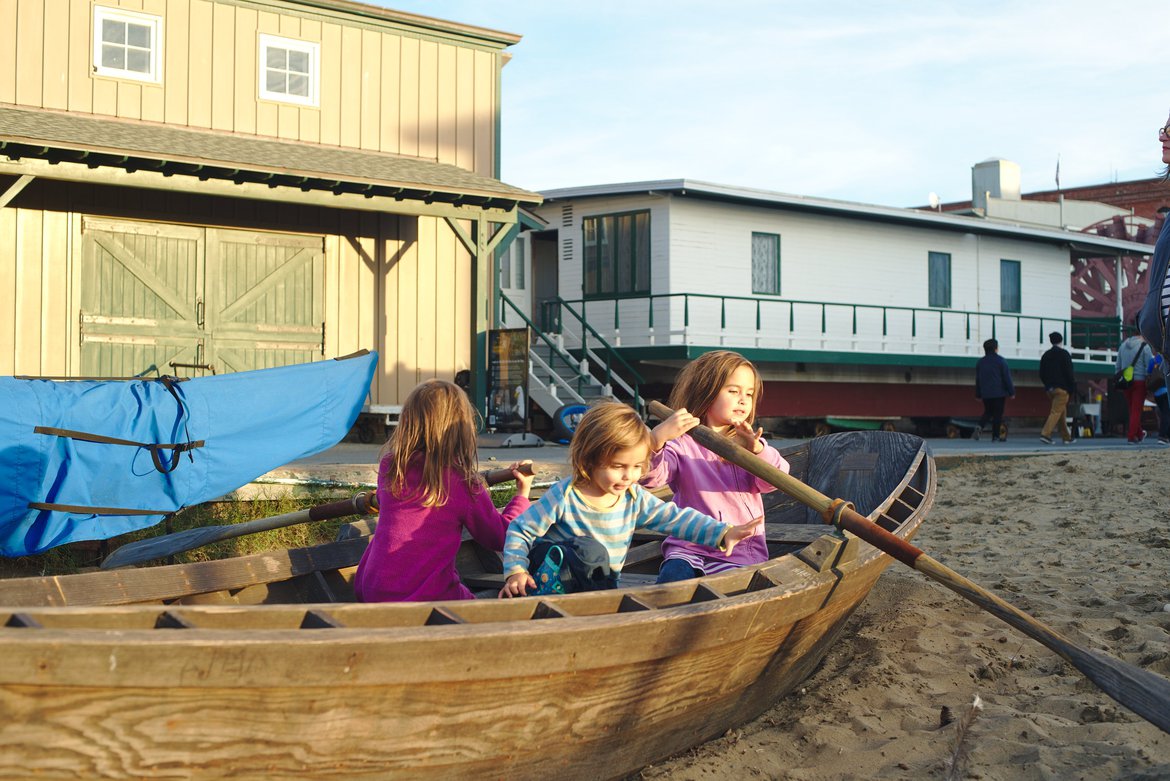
[100,525,238,570]
[1068,646,1170,734]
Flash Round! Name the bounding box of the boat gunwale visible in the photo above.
[0,439,934,640]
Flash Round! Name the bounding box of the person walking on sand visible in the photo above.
[1115,331,1153,444]
[975,338,1014,441]
[1038,331,1077,444]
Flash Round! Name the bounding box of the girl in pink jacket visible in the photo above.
[354,379,533,602]
[641,351,790,583]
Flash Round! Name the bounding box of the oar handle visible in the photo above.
[647,399,843,515]
[482,462,534,485]
[647,399,1170,736]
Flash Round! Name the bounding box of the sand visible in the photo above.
[637,450,1170,780]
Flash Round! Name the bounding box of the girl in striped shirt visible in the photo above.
[499,402,760,597]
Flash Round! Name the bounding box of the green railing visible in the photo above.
[552,293,1126,361]
[498,294,593,400]
[543,298,644,411]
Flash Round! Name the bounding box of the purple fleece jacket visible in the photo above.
[354,456,530,602]
[640,434,790,574]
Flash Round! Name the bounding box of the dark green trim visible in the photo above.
[612,344,1117,376]
[750,231,781,295]
[928,251,951,308]
[1000,258,1022,313]
[582,209,651,299]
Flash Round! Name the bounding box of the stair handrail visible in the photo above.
[498,293,593,398]
[546,297,643,412]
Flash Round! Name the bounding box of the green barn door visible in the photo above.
[204,228,325,373]
[79,218,204,377]
[79,219,325,379]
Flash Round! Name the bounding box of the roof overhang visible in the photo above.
[541,179,1152,257]
[0,104,541,222]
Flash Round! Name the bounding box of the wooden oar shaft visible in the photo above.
[647,400,1170,735]
[100,463,534,570]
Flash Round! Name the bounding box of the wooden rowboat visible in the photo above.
[0,430,934,780]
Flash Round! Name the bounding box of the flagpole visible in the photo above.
[1056,154,1063,228]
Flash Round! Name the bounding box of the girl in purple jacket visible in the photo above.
[354,379,533,602]
[642,351,790,583]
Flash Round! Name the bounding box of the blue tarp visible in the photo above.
[0,351,377,556]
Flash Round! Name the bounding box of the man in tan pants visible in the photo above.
[1038,331,1077,444]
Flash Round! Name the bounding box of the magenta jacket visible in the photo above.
[354,456,531,602]
[640,434,790,573]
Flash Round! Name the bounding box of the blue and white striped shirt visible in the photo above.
[1162,261,1170,320]
[502,478,731,576]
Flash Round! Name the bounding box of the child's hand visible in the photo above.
[720,516,764,555]
[511,460,535,498]
[652,407,699,451]
[730,420,765,454]
[499,571,535,598]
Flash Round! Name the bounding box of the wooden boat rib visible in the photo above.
[0,431,934,781]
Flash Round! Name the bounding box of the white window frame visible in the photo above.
[93,6,163,84]
[258,34,320,107]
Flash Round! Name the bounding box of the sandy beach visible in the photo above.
[637,449,1170,780]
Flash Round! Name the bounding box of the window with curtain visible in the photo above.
[582,211,650,297]
[928,251,951,308]
[1000,259,1021,313]
[751,232,781,294]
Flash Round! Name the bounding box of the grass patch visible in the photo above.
[0,484,524,579]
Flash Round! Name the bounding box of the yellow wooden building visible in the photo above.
[0,0,540,409]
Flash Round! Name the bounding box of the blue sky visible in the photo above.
[380,1,1166,208]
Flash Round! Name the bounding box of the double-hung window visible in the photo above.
[259,34,319,106]
[928,251,951,308]
[582,211,650,297]
[93,7,162,83]
[1000,259,1021,313]
[751,232,781,295]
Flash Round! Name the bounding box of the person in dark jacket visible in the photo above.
[1138,123,1170,367]
[1038,331,1077,444]
[975,338,1014,441]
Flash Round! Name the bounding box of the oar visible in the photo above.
[647,400,1170,735]
[100,463,533,570]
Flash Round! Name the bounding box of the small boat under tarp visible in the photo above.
[0,431,934,780]
[0,351,377,556]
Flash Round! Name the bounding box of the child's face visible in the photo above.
[590,444,649,498]
[704,364,757,427]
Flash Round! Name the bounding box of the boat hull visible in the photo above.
[0,431,933,780]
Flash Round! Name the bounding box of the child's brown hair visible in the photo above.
[569,402,654,486]
[382,379,480,506]
[668,350,762,425]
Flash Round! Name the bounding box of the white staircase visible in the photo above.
[526,335,614,420]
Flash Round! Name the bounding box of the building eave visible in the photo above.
[540,179,1151,257]
[0,104,541,215]
[272,0,522,47]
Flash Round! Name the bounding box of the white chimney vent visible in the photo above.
[972,158,1021,212]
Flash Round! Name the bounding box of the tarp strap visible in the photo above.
[157,375,199,474]
[27,502,171,516]
[32,426,206,474]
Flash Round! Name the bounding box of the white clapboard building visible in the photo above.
[496,174,1150,434]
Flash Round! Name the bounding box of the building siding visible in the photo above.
[535,191,1075,361]
[7,0,500,176]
